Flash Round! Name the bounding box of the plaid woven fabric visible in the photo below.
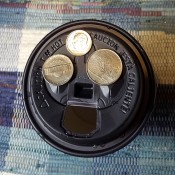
[0,0,175,175]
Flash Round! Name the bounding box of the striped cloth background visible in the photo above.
[0,0,175,174]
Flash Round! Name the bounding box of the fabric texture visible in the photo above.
[0,0,175,174]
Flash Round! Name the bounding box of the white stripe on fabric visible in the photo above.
[0,28,22,72]
[18,29,50,72]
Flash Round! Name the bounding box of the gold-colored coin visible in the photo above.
[87,49,123,85]
[42,54,74,86]
[66,30,92,56]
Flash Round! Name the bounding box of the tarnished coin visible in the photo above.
[42,54,74,86]
[66,30,92,56]
[87,49,123,85]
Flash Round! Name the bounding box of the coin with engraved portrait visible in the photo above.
[42,54,74,86]
[66,30,92,56]
[87,49,123,85]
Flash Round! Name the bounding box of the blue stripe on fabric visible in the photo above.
[46,148,94,175]
[93,144,140,175]
[0,5,26,28]
[0,126,11,170]
[2,127,50,175]
[0,72,18,170]
[0,72,18,127]
[0,3,27,171]
[0,5,28,72]
[93,136,175,175]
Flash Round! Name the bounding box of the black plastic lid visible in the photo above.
[23,20,156,157]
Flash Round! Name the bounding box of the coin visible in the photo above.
[66,30,92,56]
[42,54,74,86]
[87,49,123,85]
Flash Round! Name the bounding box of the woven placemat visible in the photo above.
[0,1,175,174]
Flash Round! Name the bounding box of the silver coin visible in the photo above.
[42,54,74,86]
[66,30,92,56]
[87,49,123,85]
